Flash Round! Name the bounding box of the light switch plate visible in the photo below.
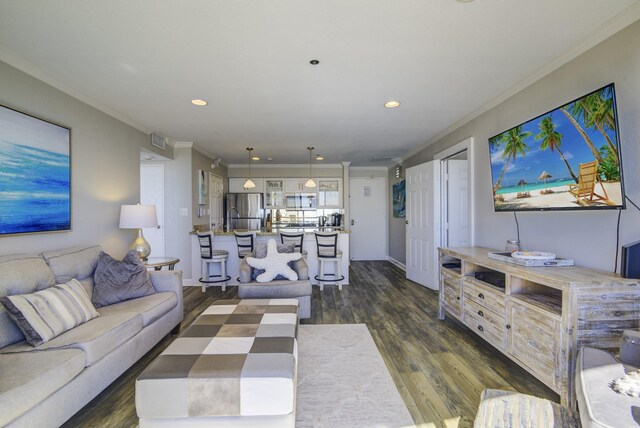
[179,208,188,216]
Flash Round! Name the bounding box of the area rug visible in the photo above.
[296,324,414,428]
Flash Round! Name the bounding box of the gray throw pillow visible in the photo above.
[92,251,155,308]
[251,243,296,281]
[254,242,295,258]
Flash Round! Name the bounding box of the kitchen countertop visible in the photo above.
[190,227,349,236]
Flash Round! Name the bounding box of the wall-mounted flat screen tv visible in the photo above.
[489,83,625,212]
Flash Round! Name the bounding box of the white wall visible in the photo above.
[0,61,171,257]
[399,20,640,272]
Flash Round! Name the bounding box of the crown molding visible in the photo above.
[401,2,640,162]
[0,46,151,134]
[349,166,388,171]
[227,163,343,169]
[173,142,193,149]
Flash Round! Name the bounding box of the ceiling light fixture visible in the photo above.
[384,100,401,108]
[309,59,320,65]
[243,147,256,189]
[315,154,324,161]
[251,156,260,161]
[191,99,208,106]
[304,147,316,188]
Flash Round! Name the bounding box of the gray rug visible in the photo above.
[296,324,415,428]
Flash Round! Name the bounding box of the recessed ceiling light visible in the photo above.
[251,156,260,161]
[309,59,319,65]
[315,155,324,161]
[384,100,401,108]
[191,99,208,106]
[267,157,273,161]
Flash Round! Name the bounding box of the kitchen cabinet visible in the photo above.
[317,178,342,208]
[228,177,264,193]
[438,246,640,408]
[265,179,285,208]
[285,178,314,193]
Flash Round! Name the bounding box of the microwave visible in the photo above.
[285,193,317,210]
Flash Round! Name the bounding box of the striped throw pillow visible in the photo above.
[0,279,100,346]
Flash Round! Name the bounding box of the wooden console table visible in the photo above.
[438,246,640,407]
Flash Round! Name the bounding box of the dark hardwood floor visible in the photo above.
[63,261,557,428]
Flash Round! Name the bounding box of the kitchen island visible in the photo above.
[190,230,349,287]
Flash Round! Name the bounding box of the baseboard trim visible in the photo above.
[387,257,406,271]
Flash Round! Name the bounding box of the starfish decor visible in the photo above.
[246,239,302,282]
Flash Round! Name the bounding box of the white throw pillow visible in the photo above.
[246,239,302,283]
[0,278,99,346]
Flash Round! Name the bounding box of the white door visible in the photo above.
[210,174,224,232]
[444,159,470,247]
[140,164,165,257]
[349,177,387,260]
[406,161,440,289]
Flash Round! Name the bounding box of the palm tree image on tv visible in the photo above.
[489,84,623,211]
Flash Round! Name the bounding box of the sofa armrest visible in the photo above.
[239,258,252,283]
[294,258,309,280]
[149,271,184,322]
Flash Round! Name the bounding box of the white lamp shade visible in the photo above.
[119,205,158,229]
[304,178,316,188]
[243,178,256,189]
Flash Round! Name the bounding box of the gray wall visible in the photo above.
[191,149,228,228]
[0,61,170,257]
[395,20,640,272]
[228,164,343,178]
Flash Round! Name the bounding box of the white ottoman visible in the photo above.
[136,299,299,427]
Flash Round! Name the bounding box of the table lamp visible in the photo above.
[119,204,158,260]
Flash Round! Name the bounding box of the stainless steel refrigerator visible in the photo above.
[225,193,264,231]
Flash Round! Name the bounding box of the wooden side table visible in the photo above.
[144,257,180,271]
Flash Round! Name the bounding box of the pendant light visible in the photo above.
[243,147,256,189]
[304,146,316,188]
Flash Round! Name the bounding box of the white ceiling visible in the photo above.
[1,0,639,166]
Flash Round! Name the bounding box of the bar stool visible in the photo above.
[314,232,344,291]
[279,232,308,259]
[197,233,231,292]
[233,231,256,259]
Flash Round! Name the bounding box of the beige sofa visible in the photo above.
[0,246,184,428]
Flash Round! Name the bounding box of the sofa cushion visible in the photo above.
[0,348,85,427]
[576,347,640,428]
[1,311,142,366]
[0,253,56,348]
[239,280,312,299]
[42,245,102,284]
[98,292,177,327]
[92,250,155,308]
[1,279,99,346]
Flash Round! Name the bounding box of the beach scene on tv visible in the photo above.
[489,84,623,211]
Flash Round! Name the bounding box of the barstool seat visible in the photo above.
[314,232,344,291]
[197,233,231,292]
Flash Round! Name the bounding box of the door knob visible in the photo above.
[350,219,355,226]
[405,220,408,225]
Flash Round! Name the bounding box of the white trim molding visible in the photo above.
[387,257,406,271]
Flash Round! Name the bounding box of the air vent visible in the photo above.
[395,165,403,179]
[150,133,166,150]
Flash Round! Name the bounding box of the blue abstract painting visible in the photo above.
[0,106,71,235]
[392,180,405,218]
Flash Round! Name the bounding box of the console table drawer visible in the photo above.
[463,309,506,349]
[442,273,462,317]
[465,298,505,332]
[463,280,506,313]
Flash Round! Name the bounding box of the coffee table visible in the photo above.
[136,298,299,427]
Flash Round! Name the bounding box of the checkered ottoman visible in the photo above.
[136,298,299,427]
